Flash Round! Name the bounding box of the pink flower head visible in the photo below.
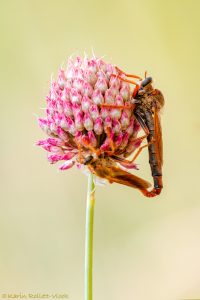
[36,55,141,172]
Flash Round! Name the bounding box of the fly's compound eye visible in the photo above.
[141,77,152,87]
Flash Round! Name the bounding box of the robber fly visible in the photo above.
[82,69,164,198]
[133,76,164,197]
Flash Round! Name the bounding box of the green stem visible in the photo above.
[84,173,95,300]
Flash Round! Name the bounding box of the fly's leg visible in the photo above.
[75,141,97,164]
[101,103,134,109]
[104,127,115,156]
[115,66,142,80]
[133,85,140,98]
[111,114,150,166]
[111,119,150,167]
[111,70,141,98]
[75,138,101,164]
[75,141,84,164]
[81,139,101,157]
[129,142,149,162]
[112,138,154,167]
[126,118,150,163]
[111,74,140,90]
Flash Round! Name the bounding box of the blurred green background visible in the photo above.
[0,1,200,299]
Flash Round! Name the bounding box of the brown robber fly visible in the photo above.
[82,67,164,198]
[132,75,164,197]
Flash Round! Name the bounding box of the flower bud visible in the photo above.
[61,88,71,101]
[88,131,97,147]
[106,63,116,74]
[81,95,92,112]
[126,117,134,136]
[48,153,75,164]
[124,138,142,155]
[87,59,98,73]
[63,101,73,117]
[72,102,82,117]
[97,59,107,72]
[58,69,66,89]
[114,133,123,148]
[59,115,68,131]
[109,84,119,97]
[112,119,121,134]
[46,138,64,147]
[83,113,93,131]
[94,117,103,135]
[109,76,120,89]
[75,112,84,131]
[49,121,57,134]
[104,116,112,129]
[59,161,75,170]
[95,77,108,93]
[110,108,121,120]
[83,82,93,97]
[74,56,83,67]
[105,89,115,104]
[119,132,129,150]
[57,100,64,114]
[120,111,130,130]
[73,78,84,93]
[71,88,82,104]
[38,118,51,135]
[100,107,109,119]
[85,70,97,86]
[66,117,76,135]
[120,85,130,101]
[57,127,70,141]
[89,104,99,121]
[118,161,138,170]
[92,89,104,105]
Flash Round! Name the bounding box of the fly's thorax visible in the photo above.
[135,93,153,111]
[135,86,164,112]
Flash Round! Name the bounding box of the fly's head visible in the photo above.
[81,151,101,166]
[137,76,153,96]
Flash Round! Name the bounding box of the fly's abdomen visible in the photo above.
[145,111,162,178]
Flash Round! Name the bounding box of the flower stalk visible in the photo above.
[85,173,95,300]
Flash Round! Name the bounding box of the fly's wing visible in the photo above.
[89,162,151,191]
[154,108,163,167]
